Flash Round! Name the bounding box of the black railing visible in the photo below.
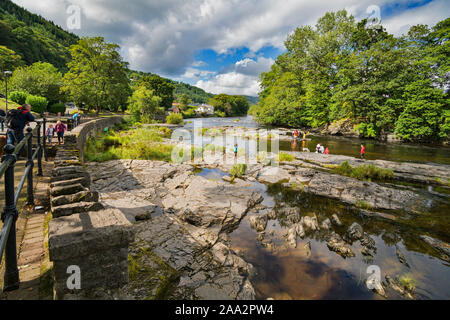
[0,119,46,291]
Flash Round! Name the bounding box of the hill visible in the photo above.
[0,0,79,71]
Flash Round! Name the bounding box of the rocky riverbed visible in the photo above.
[85,151,450,300]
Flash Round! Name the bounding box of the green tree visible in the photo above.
[62,37,131,114]
[135,75,174,110]
[127,85,163,123]
[179,93,190,111]
[0,45,23,79]
[9,62,63,104]
[209,94,249,117]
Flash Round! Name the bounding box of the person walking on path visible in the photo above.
[46,124,55,145]
[360,144,366,160]
[0,108,6,131]
[6,104,35,155]
[55,120,67,145]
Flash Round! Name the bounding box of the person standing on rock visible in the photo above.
[360,144,366,160]
[324,147,329,154]
[234,143,238,158]
[55,120,67,145]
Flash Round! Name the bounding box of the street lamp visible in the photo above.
[4,70,13,113]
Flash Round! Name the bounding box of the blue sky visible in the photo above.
[12,0,450,96]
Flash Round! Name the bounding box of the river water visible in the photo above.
[184,116,450,165]
[191,116,450,300]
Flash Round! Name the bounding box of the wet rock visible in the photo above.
[257,167,291,184]
[361,247,374,257]
[385,275,414,299]
[348,222,364,240]
[326,233,355,258]
[304,241,311,257]
[249,214,268,232]
[360,234,376,251]
[302,215,319,231]
[331,214,343,226]
[366,276,386,298]
[395,247,410,268]
[320,218,332,230]
[135,210,153,221]
[277,206,300,223]
[257,232,265,242]
[287,227,297,248]
[267,210,277,220]
[294,223,305,238]
[420,235,450,262]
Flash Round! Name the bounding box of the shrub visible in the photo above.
[49,102,66,114]
[334,161,394,181]
[166,113,183,125]
[399,274,416,293]
[9,91,28,105]
[355,200,372,210]
[25,95,48,114]
[230,163,247,178]
[278,152,295,162]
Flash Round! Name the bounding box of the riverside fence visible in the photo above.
[0,119,46,291]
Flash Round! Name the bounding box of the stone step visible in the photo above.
[51,190,99,207]
[51,183,86,197]
[50,172,90,184]
[52,166,84,177]
[52,201,105,218]
[50,176,90,189]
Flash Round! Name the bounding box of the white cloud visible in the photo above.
[11,0,449,94]
[195,56,274,95]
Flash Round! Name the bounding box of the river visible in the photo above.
[184,116,450,165]
[190,116,450,300]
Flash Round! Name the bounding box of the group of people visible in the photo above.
[0,103,68,155]
[292,129,309,140]
[315,143,329,154]
[46,121,67,145]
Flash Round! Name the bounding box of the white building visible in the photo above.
[195,104,214,115]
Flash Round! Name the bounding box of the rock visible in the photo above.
[395,247,410,268]
[52,165,85,177]
[52,201,105,218]
[331,214,343,226]
[326,233,355,258]
[420,235,450,262]
[51,191,99,207]
[222,175,232,182]
[306,172,423,211]
[257,167,291,184]
[287,227,297,248]
[360,234,376,251]
[257,232,265,241]
[385,275,414,299]
[361,247,374,257]
[320,218,332,230]
[267,210,277,220]
[135,211,152,221]
[302,215,319,231]
[348,222,364,240]
[50,176,90,188]
[304,241,311,257]
[51,183,86,197]
[249,214,268,232]
[294,223,305,238]
[366,276,386,298]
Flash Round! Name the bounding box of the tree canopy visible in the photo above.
[209,94,249,117]
[255,11,449,142]
[62,37,131,114]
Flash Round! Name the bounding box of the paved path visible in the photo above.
[0,161,53,300]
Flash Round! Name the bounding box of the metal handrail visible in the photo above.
[0,119,46,292]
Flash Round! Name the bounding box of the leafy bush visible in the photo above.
[334,161,394,181]
[166,113,183,124]
[355,200,372,210]
[399,274,416,293]
[182,108,196,118]
[25,95,48,114]
[230,164,247,178]
[278,152,295,162]
[356,123,378,138]
[9,91,28,105]
[49,102,66,114]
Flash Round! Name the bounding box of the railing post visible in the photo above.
[36,122,43,177]
[42,118,48,161]
[1,144,20,291]
[26,127,34,205]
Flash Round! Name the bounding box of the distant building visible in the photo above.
[195,104,214,115]
[169,104,180,113]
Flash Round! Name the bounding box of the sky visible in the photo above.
[12,0,450,96]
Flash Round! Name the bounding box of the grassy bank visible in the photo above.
[333,161,395,181]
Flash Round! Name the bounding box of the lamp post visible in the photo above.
[4,71,12,113]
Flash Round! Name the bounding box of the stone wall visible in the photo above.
[48,116,134,299]
[64,116,124,160]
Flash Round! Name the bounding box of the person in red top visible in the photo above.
[324,147,329,154]
[55,120,67,145]
[360,144,365,160]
